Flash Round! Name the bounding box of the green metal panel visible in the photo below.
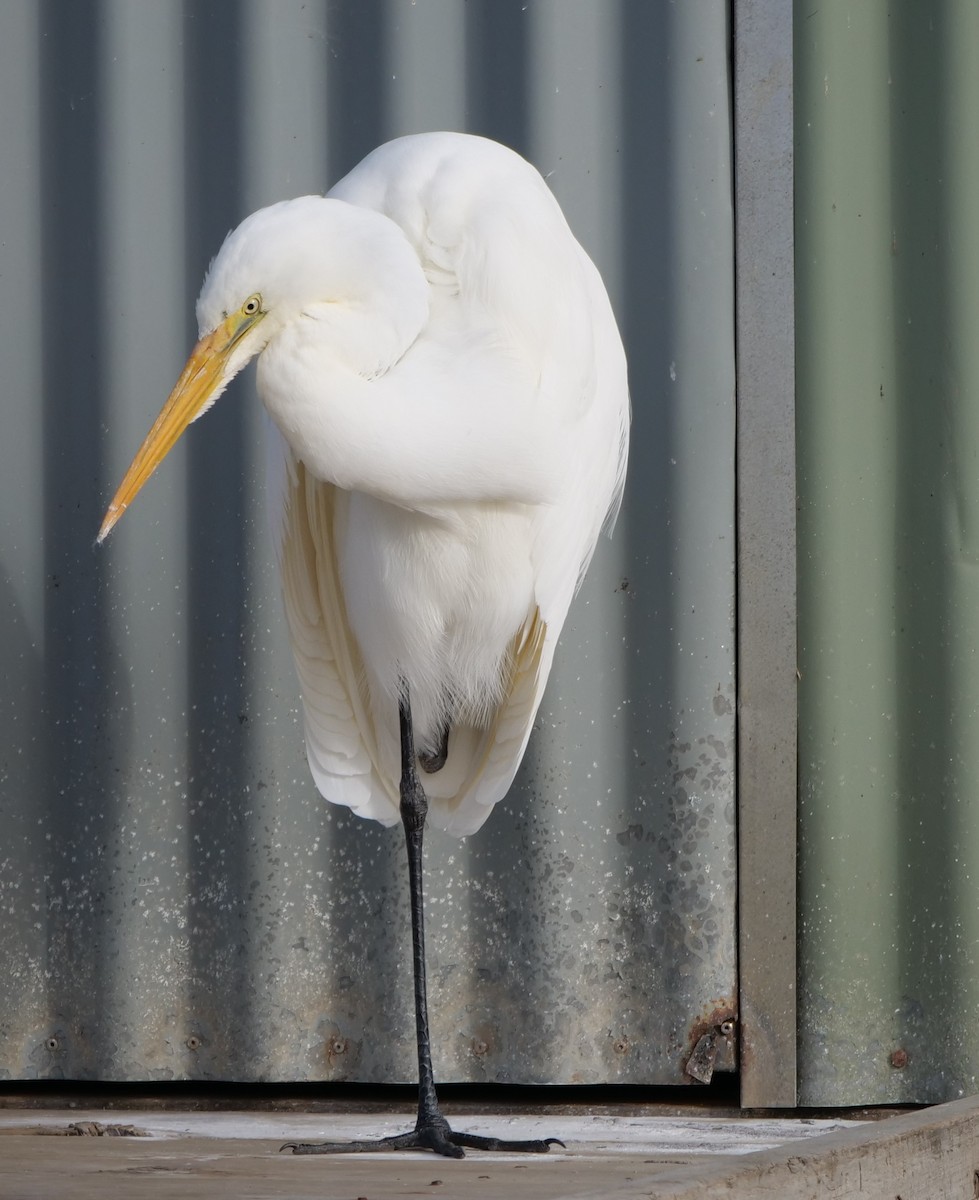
[797,1,979,1104]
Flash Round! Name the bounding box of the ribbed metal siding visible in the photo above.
[0,1,735,1086]
[797,1,979,1104]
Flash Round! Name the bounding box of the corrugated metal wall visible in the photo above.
[0,1,735,1086]
[797,1,979,1104]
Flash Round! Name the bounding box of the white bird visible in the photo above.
[99,131,629,1157]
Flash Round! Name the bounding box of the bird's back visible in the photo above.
[273,133,629,836]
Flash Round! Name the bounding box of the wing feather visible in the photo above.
[275,434,400,825]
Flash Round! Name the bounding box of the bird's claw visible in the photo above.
[280,1126,563,1158]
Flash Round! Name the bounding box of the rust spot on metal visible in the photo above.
[467,1025,495,1061]
[890,1048,909,1069]
[684,1002,737,1084]
[686,1002,737,1055]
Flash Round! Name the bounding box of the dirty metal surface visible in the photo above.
[0,4,736,1086]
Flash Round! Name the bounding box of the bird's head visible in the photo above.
[98,196,426,543]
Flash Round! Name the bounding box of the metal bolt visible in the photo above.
[186,1035,200,1051]
[329,1037,347,1056]
[719,1019,735,1038]
[890,1048,908,1069]
[45,1036,59,1052]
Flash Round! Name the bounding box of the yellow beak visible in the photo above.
[98,310,261,543]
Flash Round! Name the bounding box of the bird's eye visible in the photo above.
[242,293,262,317]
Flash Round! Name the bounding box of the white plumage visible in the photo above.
[100,131,629,1158]
[101,131,628,835]
[241,134,630,834]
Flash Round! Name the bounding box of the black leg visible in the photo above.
[282,688,563,1159]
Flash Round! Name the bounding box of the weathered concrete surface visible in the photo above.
[586,1095,979,1199]
[0,1099,974,1199]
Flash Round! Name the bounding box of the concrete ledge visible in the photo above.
[1,1099,977,1198]
[601,1095,979,1200]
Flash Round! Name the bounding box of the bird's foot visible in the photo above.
[281,1119,564,1158]
[418,721,449,774]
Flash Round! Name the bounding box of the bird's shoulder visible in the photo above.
[328,134,598,380]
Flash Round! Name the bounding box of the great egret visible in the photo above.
[99,131,629,1157]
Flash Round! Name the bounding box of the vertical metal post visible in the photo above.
[734,0,798,1107]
